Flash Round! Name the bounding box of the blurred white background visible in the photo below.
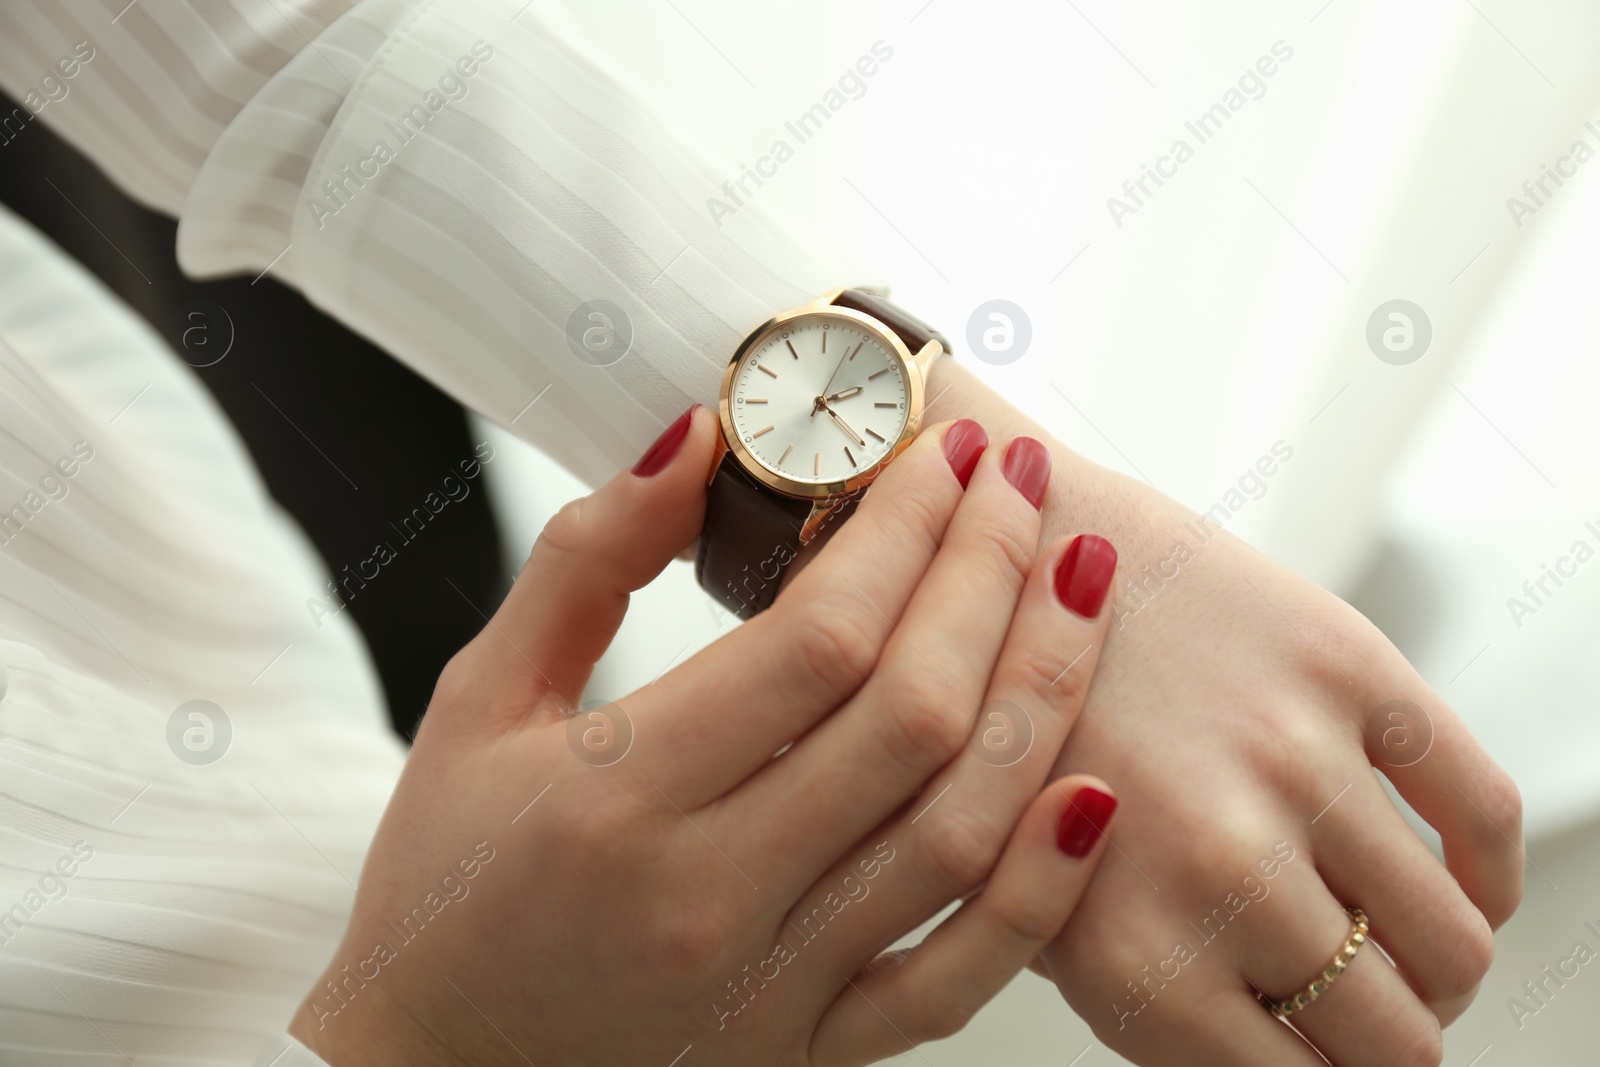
[479,1,1600,1062]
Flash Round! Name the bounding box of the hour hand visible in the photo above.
[825,386,863,402]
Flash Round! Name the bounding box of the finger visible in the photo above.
[1361,683,1524,930]
[811,777,1116,1067]
[790,532,1120,964]
[1113,991,1331,1067]
[462,405,716,722]
[1042,923,1331,1067]
[1244,864,1442,1067]
[630,420,988,803]
[1311,774,1494,1025]
[735,436,1052,886]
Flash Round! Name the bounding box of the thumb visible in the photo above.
[471,404,718,719]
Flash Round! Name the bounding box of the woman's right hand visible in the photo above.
[288,406,1122,1066]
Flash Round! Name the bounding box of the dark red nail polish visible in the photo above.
[1002,437,1051,509]
[943,419,987,488]
[1057,786,1117,858]
[1054,534,1117,618]
[633,406,698,477]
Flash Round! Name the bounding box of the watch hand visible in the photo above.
[819,345,850,400]
[825,386,863,402]
[825,405,866,447]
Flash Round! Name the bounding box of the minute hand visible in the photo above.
[819,343,853,398]
[825,406,866,447]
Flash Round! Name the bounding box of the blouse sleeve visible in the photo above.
[0,0,873,488]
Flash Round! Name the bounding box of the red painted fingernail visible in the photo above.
[943,419,987,488]
[633,406,698,477]
[1002,436,1051,510]
[1054,534,1117,618]
[1057,786,1117,858]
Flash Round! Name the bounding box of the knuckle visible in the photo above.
[430,648,479,709]
[1055,923,1147,990]
[1466,770,1525,926]
[1393,1019,1445,1067]
[644,900,729,975]
[1248,712,1336,806]
[548,788,639,856]
[874,671,969,774]
[985,885,1066,946]
[1169,806,1290,893]
[1479,771,1524,843]
[1279,610,1357,692]
[531,497,588,564]
[916,806,1003,895]
[899,990,981,1044]
[1013,641,1087,712]
[1433,909,1496,1001]
[427,643,509,730]
[1047,923,1180,1041]
[969,513,1037,593]
[787,593,882,694]
[937,509,1036,610]
[889,476,947,550]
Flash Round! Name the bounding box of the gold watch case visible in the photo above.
[711,287,943,536]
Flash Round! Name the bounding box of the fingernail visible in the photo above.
[633,406,698,477]
[943,419,988,488]
[1001,437,1051,509]
[1057,786,1118,858]
[1054,534,1117,618]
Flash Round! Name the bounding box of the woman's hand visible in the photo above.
[929,360,1522,1066]
[289,406,1124,1067]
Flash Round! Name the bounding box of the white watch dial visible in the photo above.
[729,316,910,485]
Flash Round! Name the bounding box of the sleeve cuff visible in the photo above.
[178,0,867,488]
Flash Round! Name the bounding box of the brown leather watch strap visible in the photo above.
[832,288,951,357]
[696,290,946,619]
[695,460,814,619]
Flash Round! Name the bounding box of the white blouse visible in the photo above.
[0,1,857,1063]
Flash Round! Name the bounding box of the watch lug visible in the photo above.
[811,284,891,309]
[912,337,945,376]
[800,499,846,545]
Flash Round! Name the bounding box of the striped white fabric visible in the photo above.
[0,201,402,1066]
[1,0,858,487]
[0,1,863,1062]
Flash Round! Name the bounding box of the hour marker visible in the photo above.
[752,424,774,438]
[847,342,863,361]
[745,398,768,404]
[814,452,820,477]
[779,444,793,466]
[868,368,889,380]
[844,445,856,465]
[866,427,886,442]
[785,340,800,360]
[875,402,897,408]
[758,364,778,378]
[822,331,828,353]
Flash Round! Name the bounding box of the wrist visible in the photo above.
[288,963,466,1067]
[924,358,1181,552]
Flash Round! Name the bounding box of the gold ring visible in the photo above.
[1262,907,1369,1018]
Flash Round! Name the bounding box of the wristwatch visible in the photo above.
[696,287,950,619]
